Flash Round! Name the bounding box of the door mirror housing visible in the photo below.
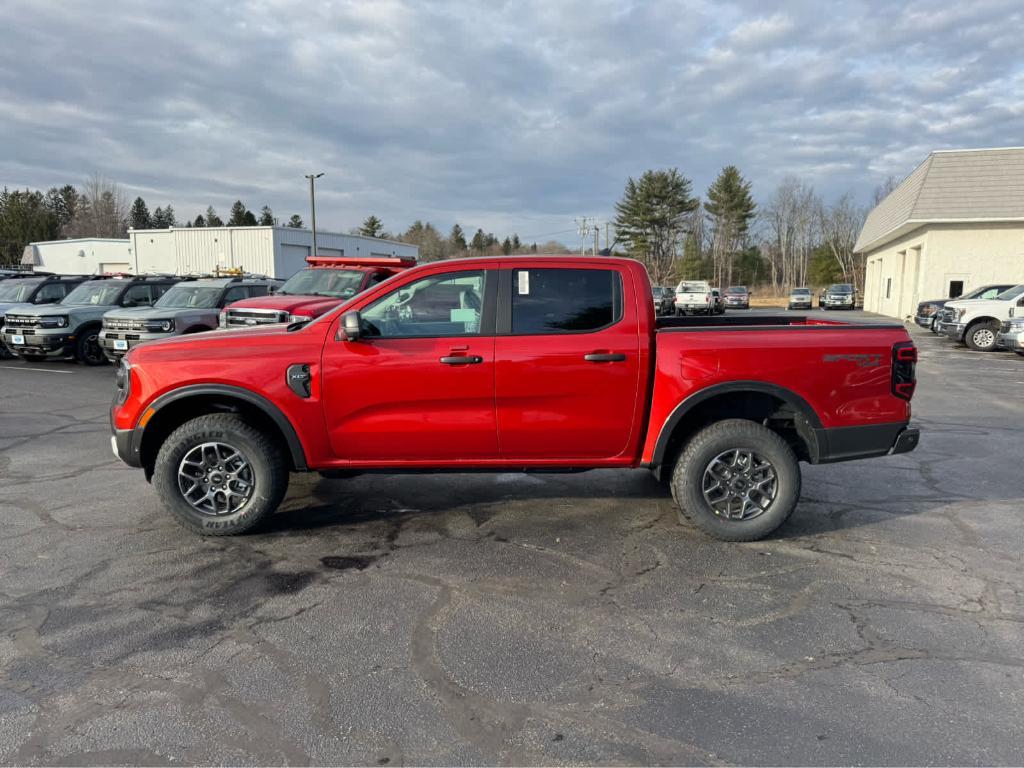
[341,310,362,341]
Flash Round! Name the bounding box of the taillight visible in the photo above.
[705,293,711,303]
[892,341,917,400]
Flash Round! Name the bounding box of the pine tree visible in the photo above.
[360,215,383,238]
[449,224,467,252]
[152,207,167,228]
[613,168,699,285]
[193,214,206,227]
[163,205,177,227]
[705,166,756,287]
[129,197,151,229]
[287,214,303,228]
[206,206,224,227]
[470,228,487,253]
[511,234,521,252]
[242,210,258,226]
[258,206,274,226]
[501,236,512,255]
[228,200,248,226]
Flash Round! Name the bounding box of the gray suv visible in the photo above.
[2,275,180,365]
[99,276,280,362]
[0,274,89,359]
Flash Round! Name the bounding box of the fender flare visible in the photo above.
[651,380,823,467]
[137,384,308,470]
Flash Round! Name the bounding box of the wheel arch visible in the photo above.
[650,381,822,479]
[137,385,307,478]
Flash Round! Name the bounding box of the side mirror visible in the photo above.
[341,310,362,341]
[1017,297,1024,307]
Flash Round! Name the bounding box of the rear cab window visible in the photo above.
[510,268,622,334]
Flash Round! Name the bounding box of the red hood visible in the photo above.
[225,293,343,316]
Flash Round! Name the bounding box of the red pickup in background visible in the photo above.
[220,255,415,328]
[111,256,919,541]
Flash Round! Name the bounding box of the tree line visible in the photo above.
[613,167,898,293]
[355,215,560,262]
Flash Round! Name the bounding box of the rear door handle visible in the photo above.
[584,353,626,362]
[439,355,484,365]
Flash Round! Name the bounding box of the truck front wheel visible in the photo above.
[964,321,999,352]
[670,419,801,541]
[152,414,289,536]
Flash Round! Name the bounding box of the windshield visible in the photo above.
[62,281,124,306]
[792,288,811,295]
[279,268,364,299]
[829,284,854,293]
[996,285,1024,301]
[0,280,41,302]
[156,285,223,308]
[726,286,747,294]
[677,282,707,293]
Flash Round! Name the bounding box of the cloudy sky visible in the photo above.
[1,0,1021,243]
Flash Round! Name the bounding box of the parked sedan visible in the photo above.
[788,287,813,310]
[723,286,750,309]
[915,284,1015,330]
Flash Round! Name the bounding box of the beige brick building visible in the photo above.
[856,147,1024,320]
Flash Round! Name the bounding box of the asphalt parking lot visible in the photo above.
[1,311,1022,766]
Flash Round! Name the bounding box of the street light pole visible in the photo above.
[304,172,324,257]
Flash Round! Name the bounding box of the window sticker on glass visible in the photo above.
[517,270,530,295]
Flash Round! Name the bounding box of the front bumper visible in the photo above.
[824,299,854,308]
[725,300,749,308]
[789,300,812,308]
[111,428,142,467]
[996,330,1024,351]
[0,328,74,358]
[99,329,172,360]
[943,322,966,342]
[914,314,936,329]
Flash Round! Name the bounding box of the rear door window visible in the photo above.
[511,268,621,334]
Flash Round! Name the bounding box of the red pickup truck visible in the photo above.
[111,256,919,541]
[220,255,415,328]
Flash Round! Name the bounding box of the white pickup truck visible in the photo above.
[942,284,1024,351]
[674,280,713,315]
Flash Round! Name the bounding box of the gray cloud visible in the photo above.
[1,0,1021,241]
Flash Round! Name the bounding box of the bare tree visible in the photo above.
[820,193,867,290]
[68,174,129,238]
[871,175,899,207]
[761,177,819,291]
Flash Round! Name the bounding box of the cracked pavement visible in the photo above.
[0,318,1022,765]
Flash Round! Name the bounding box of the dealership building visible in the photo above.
[856,147,1024,320]
[24,227,417,279]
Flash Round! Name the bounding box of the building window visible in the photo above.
[948,280,964,298]
[885,278,892,299]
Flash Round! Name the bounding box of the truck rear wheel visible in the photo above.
[670,419,801,541]
[152,414,289,536]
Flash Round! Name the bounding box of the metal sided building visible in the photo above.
[128,226,418,279]
[22,238,133,274]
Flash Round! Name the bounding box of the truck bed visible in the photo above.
[655,314,902,331]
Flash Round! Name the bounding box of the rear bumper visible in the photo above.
[812,422,919,464]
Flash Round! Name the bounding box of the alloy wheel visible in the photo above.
[701,448,778,520]
[972,327,995,349]
[177,442,255,516]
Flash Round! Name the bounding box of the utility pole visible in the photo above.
[605,222,611,254]
[575,217,590,255]
[304,172,324,257]
[593,223,599,256]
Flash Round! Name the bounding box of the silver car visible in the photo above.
[99,276,280,362]
[788,287,813,310]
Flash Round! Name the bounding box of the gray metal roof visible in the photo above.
[855,147,1024,253]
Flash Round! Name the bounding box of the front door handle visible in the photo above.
[584,353,626,363]
[440,355,484,365]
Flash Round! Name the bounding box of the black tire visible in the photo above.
[75,327,107,365]
[670,419,801,542]
[20,353,48,363]
[152,414,289,536]
[964,320,1000,351]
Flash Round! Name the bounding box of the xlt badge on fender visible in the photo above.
[286,364,312,398]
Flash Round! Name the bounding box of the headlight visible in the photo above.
[144,319,174,333]
[218,311,227,328]
[287,314,312,324]
[921,305,936,316]
[1009,319,1024,332]
[114,359,132,404]
[39,315,69,329]
[952,308,965,321]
